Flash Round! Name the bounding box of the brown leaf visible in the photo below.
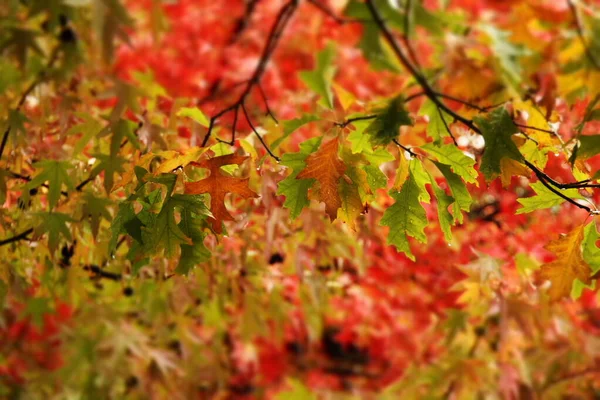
[184,154,258,233]
[296,138,345,220]
[536,225,591,301]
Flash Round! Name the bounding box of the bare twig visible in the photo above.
[364,0,479,134]
[0,45,62,161]
[335,115,377,129]
[200,0,298,160]
[0,228,34,247]
[514,123,555,135]
[196,0,263,105]
[393,139,418,158]
[436,106,458,146]
[241,104,280,161]
[568,0,600,70]
[306,0,370,24]
[365,0,600,213]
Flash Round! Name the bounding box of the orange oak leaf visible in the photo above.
[296,138,346,220]
[536,224,591,301]
[184,154,258,233]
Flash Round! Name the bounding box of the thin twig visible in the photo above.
[200,0,298,160]
[436,106,458,145]
[0,45,62,161]
[365,0,600,213]
[257,83,278,124]
[364,0,479,134]
[241,103,280,161]
[196,0,263,106]
[335,115,377,129]
[541,367,600,393]
[568,0,600,70]
[0,228,34,247]
[393,139,418,158]
[514,123,555,135]
[306,0,370,24]
[524,159,596,213]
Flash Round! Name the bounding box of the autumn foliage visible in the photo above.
[3,0,600,398]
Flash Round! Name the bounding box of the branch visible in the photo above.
[568,0,600,70]
[335,115,376,129]
[0,45,62,161]
[196,0,263,105]
[393,139,418,158]
[0,228,34,247]
[201,0,298,159]
[524,159,597,213]
[306,0,370,24]
[541,367,600,393]
[365,0,600,213]
[436,106,458,146]
[364,0,480,135]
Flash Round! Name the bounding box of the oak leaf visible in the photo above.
[296,138,346,220]
[184,154,258,233]
[499,158,529,188]
[536,225,591,300]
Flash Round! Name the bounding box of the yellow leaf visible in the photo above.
[500,158,529,188]
[393,151,409,189]
[513,99,555,146]
[332,82,356,111]
[155,147,207,175]
[337,179,363,230]
[114,151,155,190]
[297,138,346,220]
[536,225,591,301]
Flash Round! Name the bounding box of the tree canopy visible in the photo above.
[2,0,600,398]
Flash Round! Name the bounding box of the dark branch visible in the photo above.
[436,106,458,146]
[335,115,376,129]
[0,45,62,161]
[0,228,34,247]
[241,103,280,161]
[568,0,600,70]
[306,0,370,24]
[393,139,418,158]
[364,0,480,135]
[365,0,600,213]
[201,0,298,159]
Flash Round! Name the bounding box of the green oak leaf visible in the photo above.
[346,118,374,154]
[277,137,322,219]
[177,107,210,127]
[299,44,336,109]
[576,135,600,160]
[272,114,320,150]
[584,222,600,273]
[422,143,478,184]
[419,100,452,143]
[381,166,428,261]
[363,164,387,191]
[429,174,455,242]
[366,96,413,146]
[474,108,523,181]
[516,181,585,214]
[435,162,473,224]
[408,159,431,203]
